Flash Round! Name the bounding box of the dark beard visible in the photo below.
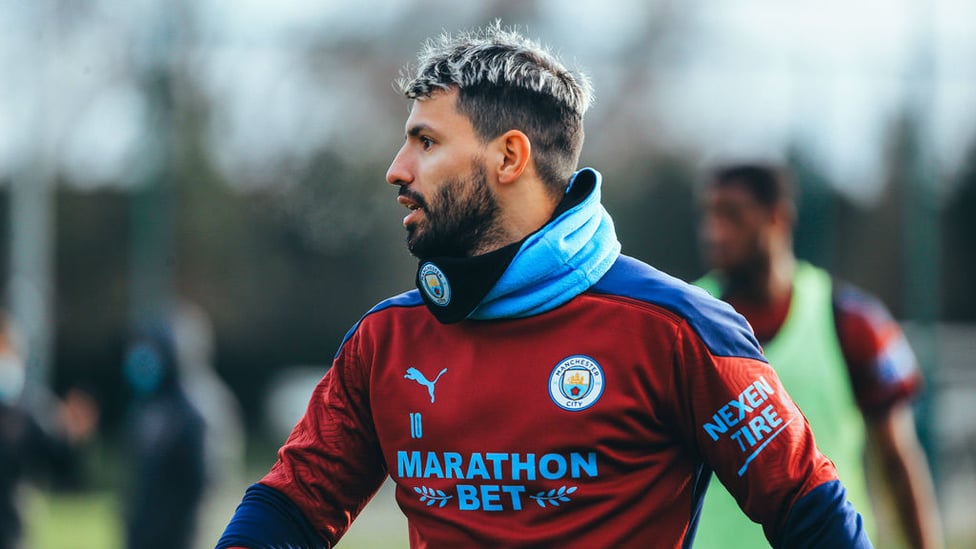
[405,164,501,259]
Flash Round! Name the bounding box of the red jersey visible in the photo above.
[255,257,857,548]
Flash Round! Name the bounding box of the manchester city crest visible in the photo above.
[548,355,605,411]
[419,262,451,306]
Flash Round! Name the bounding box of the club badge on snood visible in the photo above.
[414,241,521,324]
[419,263,451,306]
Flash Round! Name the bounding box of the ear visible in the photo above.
[494,130,531,185]
[771,202,795,232]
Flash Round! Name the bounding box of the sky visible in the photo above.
[658,0,976,202]
[1,0,974,204]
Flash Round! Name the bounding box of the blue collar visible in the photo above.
[470,168,620,319]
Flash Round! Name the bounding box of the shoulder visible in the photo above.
[830,279,904,355]
[830,279,922,412]
[831,279,894,325]
[366,289,426,316]
[590,255,764,361]
[334,290,425,359]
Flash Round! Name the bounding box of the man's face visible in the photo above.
[699,183,775,274]
[386,90,501,259]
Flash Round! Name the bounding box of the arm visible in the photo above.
[23,387,97,488]
[217,329,388,548]
[675,316,872,548]
[865,404,944,549]
[778,480,870,548]
[216,484,330,549]
[833,283,943,548]
[693,358,872,548]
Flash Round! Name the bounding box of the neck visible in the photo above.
[724,250,795,305]
[478,176,559,256]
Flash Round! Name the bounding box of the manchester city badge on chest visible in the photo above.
[548,355,605,411]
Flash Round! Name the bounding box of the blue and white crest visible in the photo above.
[419,262,451,306]
[548,355,604,411]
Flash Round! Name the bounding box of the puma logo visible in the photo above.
[405,367,448,403]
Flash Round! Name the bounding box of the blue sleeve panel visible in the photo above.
[776,480,874,548]
[682,465,712,549]
[334,290,423,359]
[591,255,766,362]
[215,483,330,549]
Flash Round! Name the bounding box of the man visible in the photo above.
[693,163,943,549]
[123,320,207,549]
[217,24,872,548]
[0,311,98,549]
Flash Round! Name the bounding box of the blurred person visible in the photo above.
[171,300,246,538]
[0,311,98,549]
[172,299,245,490]
[123,319,207,549]
[217,23,873,548]
[693,163,943,549]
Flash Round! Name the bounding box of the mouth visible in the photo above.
[397,194,424,227]
[397,195,421,210]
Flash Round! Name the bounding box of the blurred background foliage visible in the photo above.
[1,0,975,546]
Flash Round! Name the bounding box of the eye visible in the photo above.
[420,136,434,150]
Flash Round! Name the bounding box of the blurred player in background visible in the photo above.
[123,319,207,549]
[171,299,246,546]
[0,311,98,549]
[693,162,943,549]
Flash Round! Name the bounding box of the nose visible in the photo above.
[386,144,413,187]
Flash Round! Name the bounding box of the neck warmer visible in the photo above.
[415,168,621,323]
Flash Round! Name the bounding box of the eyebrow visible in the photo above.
[406,123,433,138]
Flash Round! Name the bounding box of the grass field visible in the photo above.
[25,490,122,549]
[23,481,974,548]
[23,479,409,549]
